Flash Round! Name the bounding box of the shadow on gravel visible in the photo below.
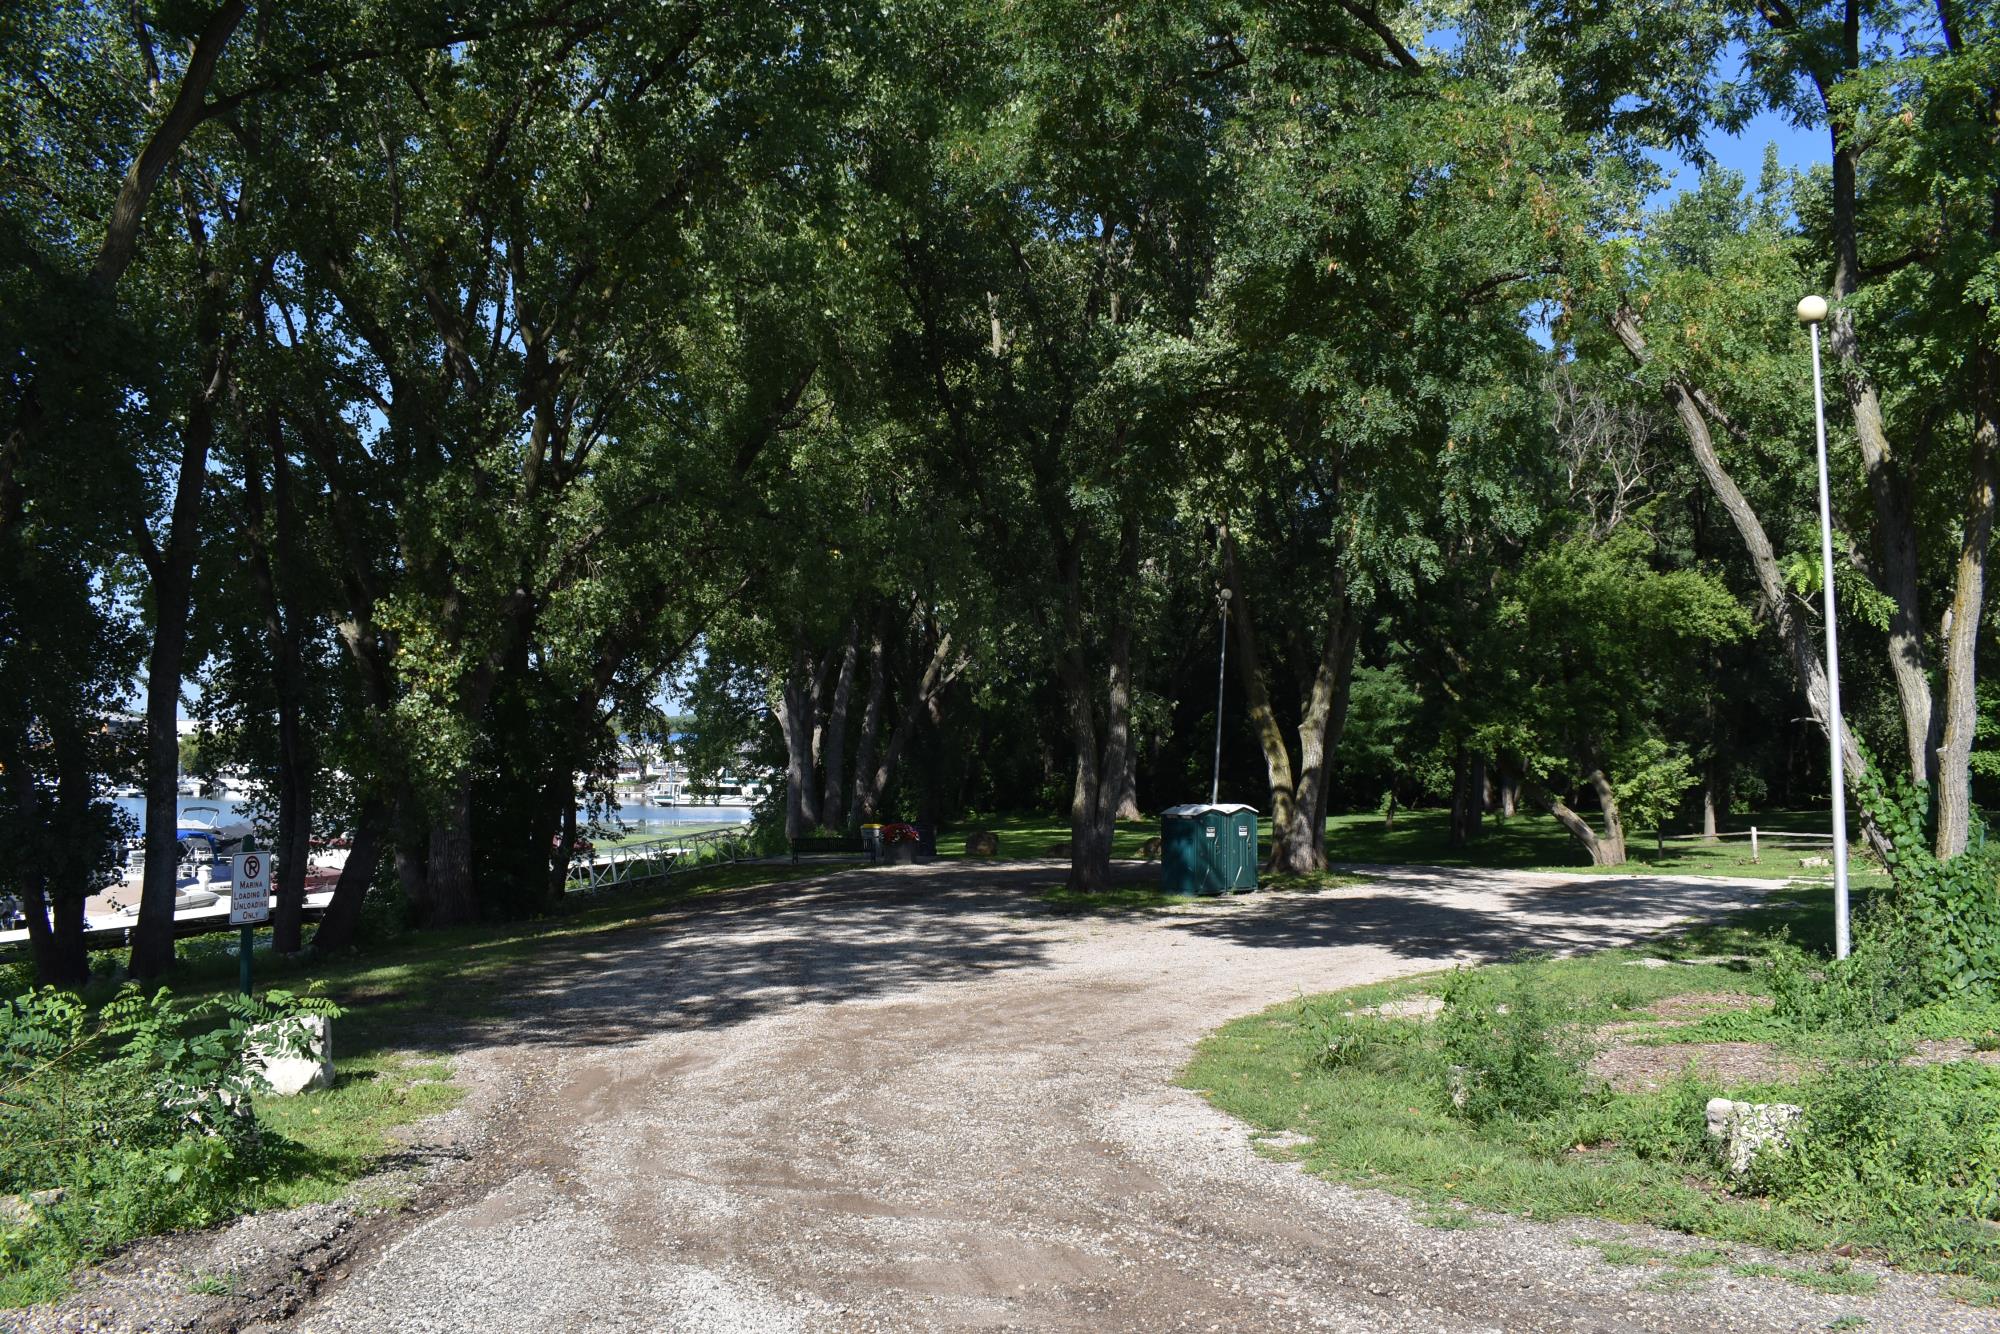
[373,861,1761,1054]
[467,862,1089,1050]
[1164,869,1767,964]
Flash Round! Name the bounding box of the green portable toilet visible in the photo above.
[1159,803,1259,895]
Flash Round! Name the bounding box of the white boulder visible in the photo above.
[245,1014,335,1096]
[1705,1097,1802,1175]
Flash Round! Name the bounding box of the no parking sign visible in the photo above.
[230,852,271,925]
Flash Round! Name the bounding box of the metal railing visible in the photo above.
[562,825,751,893]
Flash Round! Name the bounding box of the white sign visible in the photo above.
[230,852,271,926]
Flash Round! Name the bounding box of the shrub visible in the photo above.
[1432,963,1598,1125]
[1618,1066,1724,1168]
[0,985,340,1303]
[1750,1060,2000,1272]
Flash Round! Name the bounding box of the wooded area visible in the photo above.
[3,0,1996,987]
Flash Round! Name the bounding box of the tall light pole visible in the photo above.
[1211,587,1232,805]
[1798,293,1851,959]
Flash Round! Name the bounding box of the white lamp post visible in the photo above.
[1798,293,1851,959]
[1212,587,1232,805]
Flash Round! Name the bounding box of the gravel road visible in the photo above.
[31,860,2000,1333]
[284,861,1999,1333]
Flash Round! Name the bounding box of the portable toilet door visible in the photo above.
[1224,806,1259,891]
[1159,806,1205,895]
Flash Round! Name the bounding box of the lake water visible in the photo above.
[112,796,751,831]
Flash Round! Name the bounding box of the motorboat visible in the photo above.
[175,806,253,861]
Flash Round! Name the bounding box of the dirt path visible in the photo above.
[273,861,1992,1333]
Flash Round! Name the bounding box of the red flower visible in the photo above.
[881,822,920,845]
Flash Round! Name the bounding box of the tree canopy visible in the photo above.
[2,0,1996,986]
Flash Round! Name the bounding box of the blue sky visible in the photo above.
[1668,107,1827,198]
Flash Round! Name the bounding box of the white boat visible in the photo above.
[176,805,253,860]
[107,782,142,798]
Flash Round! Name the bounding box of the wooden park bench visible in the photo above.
[789,833,877,865]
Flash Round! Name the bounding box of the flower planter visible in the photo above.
[885,842,917,865]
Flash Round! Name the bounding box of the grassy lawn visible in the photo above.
[941,813,1164,860]
[0,859,836,1307]
[1321,808,1893,885]
[586,822,745,850]
[945,806,1893,886]
[1183,883,2000,1301]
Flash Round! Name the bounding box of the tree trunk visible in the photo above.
[1060,649,1110,892]
[243,415,313,954]
[1534,778,1621,867]
[547,769,579,906]
[1825,111,1937,790]
[312,799,386,955]
[849,627,887,821]
[1466,753,1487,841]
[1934,350,1999,858]
[422,776,479,926]
[1093,618,1135,842]
[1112,743,1142,822]
[1610,307,1894,864]
[1449,747,1487,847]
[392,783,430,910]
[5,743,89,988]
[1587,769,1628,865]
[1225,535,1357,873]
[861,630,957,820]
[777,645,818,839]
[819,621,859,830]
[1497,759,1521,819]
[130,271,229,982]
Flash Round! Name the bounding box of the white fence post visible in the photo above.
[1751,826,1759,864]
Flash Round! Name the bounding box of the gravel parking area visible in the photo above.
[24,860,2000,1332]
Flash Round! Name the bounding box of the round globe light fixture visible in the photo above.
[1797,294,1829,325]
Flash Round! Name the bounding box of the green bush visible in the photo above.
[1433,963,1598,1125]
[1838,771,2000,1011]
[0,985,340,1304]
[1751,1060,2000,1273]
[1617,1066,1724,1168]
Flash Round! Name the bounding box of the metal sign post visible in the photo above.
[230,839,269,996]
[1212,587,1232,806]
[1798,294,1851,959]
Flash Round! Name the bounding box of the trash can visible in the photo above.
[1159,803,1259,895]
[860,823,883,856]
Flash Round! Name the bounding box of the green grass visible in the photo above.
[586,822,743,850]
[942,814,1164,861]
[944,807,1896,884]
[1183,886,2000,1293]
[1732,1261,1882,1295]
[1319,807,1894,884]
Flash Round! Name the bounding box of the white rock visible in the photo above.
[245,1014,335,1096]
[1799,855,1831,868]
[1705,1097,1802,1175]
